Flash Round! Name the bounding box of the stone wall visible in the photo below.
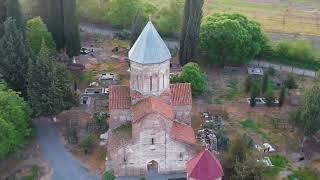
[109,109,131,129]
[174,105,192,125]
[130,61,170,96]
[110,113,196,176]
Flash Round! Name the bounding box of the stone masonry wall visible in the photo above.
[109,109,131,129]
[174,105,192,125]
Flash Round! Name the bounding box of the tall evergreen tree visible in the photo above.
[63,0,80,57]
[0,0,6,37]
[0,18,31,95]
[179,0,204,65]
[35,0,49,23]
[48,0,64,50]
[5,0,24,30]
[27,41,76,117]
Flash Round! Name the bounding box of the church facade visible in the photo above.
[107,21,197,176]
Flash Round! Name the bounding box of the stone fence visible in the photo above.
[250,60,318,78]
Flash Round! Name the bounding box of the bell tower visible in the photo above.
[129,21,171,97]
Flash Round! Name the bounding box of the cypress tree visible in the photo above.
[27,41,76,117]
[0,18,31,95]
[48,0,64,50]
[5,0,24,30]
[0,0,6,37]
[63,0,80,57]
[35,0,49,23]
[261,73,269,94]
[279,86,286,107]
[179,0,204,65]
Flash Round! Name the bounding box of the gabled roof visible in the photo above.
[128,21,171,64]
[109,86,131,110]
[187,150,224,180]
[171,122,197,145]
[132,96,174,122]
[170,83,192,106]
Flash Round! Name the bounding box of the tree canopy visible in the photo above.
[0,82,31,159]
[106,0,140,28]
[0,18,31,95]
[6,0,24,30]
[292,81,320,137]
[26,17,56,56]
[27,41,77,117]
[171,62,206,95]
[179,0,204,65]
[200,13,266,65]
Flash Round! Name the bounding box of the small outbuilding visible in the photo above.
[187,149,224,180]
[247,67,264,79]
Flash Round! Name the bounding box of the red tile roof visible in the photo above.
[109,86,131,110]
[132,96,174,122]
[170,83,192,106]
[187,150,224,180]
[171,122,197,145]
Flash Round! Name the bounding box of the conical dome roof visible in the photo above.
[128,21,172,64]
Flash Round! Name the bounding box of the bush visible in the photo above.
[270,155,288,168]
[285,74,297,89]
[80,134,98,154]
[272,40,320,70]
[173,63,207,95]
[200,13,266,65]
[265,90,275,107]
[103,171,115,180]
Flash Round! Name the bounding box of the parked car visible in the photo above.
[80,47,93,55]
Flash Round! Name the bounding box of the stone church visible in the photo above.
[107,21,197,176]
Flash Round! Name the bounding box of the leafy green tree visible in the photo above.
[292,82,320,147]
[156,0,184,36]
[278,86,286,107]
[80,134,98,154]
[200,13,266,65]
[261,73,269,94]
[6,0,24,30]
[27,41,76,117]
[0,82,32,158]
[63,0,80,57]
[106,0,140,28]
[26,17,56,55]
[179,0,204,65]
[0,18,31,95]
[222,137,265,179]
[176,62,206,95]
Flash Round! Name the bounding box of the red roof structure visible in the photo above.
[132,96,175,122]
[170,83,192,106]
[109,86,131,110]
[187,150,224,180]
[171,122,197,145]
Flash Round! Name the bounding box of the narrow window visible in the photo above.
[179,152,183,160]
[162,74,165,89]
[151,138,154,145]
[136,75,139,89]
[150,76,153,91]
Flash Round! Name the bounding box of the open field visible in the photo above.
[148,0,320,35]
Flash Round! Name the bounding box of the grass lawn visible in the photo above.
[288,168,318,180]
[240,118,270,140]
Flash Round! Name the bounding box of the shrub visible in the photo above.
[265,90,275,107]
[270,155,288,168]
[200,13,266,65]
[174,63,207,95]
[285,74,297,89]
[80,134,98,154]
[272,40,320,70]
[261,73,269,94]
[279,86,286,107]
[103,171,115,180]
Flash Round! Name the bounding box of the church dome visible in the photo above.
[128,21,172,64]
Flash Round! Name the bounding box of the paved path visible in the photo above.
[35,118,98,180]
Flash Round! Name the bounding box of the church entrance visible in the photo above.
[147,160,159,173]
